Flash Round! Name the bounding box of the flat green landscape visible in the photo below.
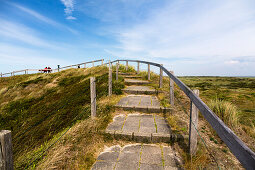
[179,76,255,140]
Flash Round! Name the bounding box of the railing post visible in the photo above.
[170,71,174,106]
[101,59,104,65]
[0,130,14,170]
[137,61,140,74]
[126,61,128,71]
[108,61,112,96]
[116,62,119,81]
[159,64,163,88]
[189,89,199,155]
[90,77,96,118]
[148,64,150,80]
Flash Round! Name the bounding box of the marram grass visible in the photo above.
[208,98,240,129]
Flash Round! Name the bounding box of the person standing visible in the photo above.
[48,67,52,73]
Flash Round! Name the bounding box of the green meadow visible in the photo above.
[179,76,255,139]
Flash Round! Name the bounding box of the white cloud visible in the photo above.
[60,0,76,20]
[0,19,60,49]
[10,3,78,34]
[116,1,255,58]
[224,60,240,65]
[105,0,255,75]
[0,43,71,73]
[66,16,76,20]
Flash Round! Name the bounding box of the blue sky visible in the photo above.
[1,0,255,76]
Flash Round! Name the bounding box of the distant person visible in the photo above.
[48,67,52,73]
[44,67,48,73]
[78,65,80,68]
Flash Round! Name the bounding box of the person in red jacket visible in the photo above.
[44,67,47,73]
[48,67,52,73]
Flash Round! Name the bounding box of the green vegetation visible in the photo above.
[0,66,124,169]
[208,98,240,129]
[112,63,136,73]
[179,76,255,140]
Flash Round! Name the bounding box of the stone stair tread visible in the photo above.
[124,79,150,85]
[122,86,157,94]
[116,72,134,75]
[106,113,171,143]
[91,144,182,170]
[122,75,142,78]
[115,95,171,113]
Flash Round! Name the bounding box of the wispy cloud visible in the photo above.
[0,43,70,73]
[60,0,76,20]
[10,3,78,34]
[91,0,255,75]
[0,19,55,48]
[116,0,255,59]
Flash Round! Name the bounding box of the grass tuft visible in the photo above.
[208,98,240,129]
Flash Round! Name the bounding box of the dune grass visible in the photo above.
[208,98,240,129]
[179,76,255,140]
[0,66,125,169]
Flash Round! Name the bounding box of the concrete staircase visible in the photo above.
[92,73,182,170]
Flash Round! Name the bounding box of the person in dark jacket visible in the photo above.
[48,67,52,73]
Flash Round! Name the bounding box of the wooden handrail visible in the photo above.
[0,59,104,77]
[115,59,255,169]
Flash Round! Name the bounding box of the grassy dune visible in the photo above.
[0,66,125,169]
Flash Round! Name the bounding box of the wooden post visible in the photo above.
[84,63,86,68]
[189,89,199,155]
[0,130,14,170]
[90,77,96,118]
[92,61,94,67]
[116,62,119,81]
[108,61,111,69]
[108,61,112,96]
[26,69,28,74]
[126,61,128,71]
[137,62,140,74]
[159,64,163,88]
[170,71,174,106]
[101,59,104,65]
[148,64,150,80]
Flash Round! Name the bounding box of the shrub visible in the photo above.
[208,98,240,129]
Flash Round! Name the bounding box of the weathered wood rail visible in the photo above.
[110,59,255,169]
[0,59,104,77]
[1,59,255,169]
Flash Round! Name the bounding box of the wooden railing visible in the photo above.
[0,59,104,77]
[1,59,255,169]
[110,59,255,169]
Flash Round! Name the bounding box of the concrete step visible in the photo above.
[106,114,172,143]
[115,95,172,113]
[115,72,134,75]
[122,75,142,79]
[92,143,182,170]
[124,79,150,85]
[122,86,158,95]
